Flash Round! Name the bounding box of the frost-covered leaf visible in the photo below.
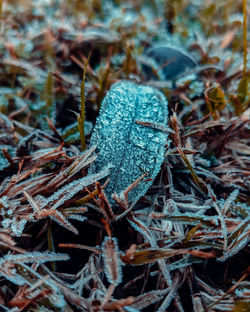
[90,81,168,207]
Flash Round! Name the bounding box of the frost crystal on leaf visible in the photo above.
[90,81,168,207]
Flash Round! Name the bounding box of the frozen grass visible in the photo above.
[0,0,249,311]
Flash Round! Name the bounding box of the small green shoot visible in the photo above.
[230,0,249,115]
[243,0,247,77]
[123,42,137,76]
[78,51,91,151]
[45,71,53,118]
[96,62,111,109]
[0,0,2,32]
[205,86,226,120]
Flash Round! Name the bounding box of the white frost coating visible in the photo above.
[21,263,67,309]
[102,236,122,286]
[40,166,110,209]
[0,252,69,286]
[157,282,178,312]
[68,215,87,222]
[2,251,70,264]
[158,259,172,286]
[65,145,97,178]
[167,212,220,226]
[169,258,202,272]
[229,216,250,240]
[0,196,9,208]
[130,288,172,310]
[218,227,250,262]
[10,217,27,237]
[128,217,157,247]
[2,219,11,228]
[221,189,239,215]
[235,287,250,298]
[90,81,168,207]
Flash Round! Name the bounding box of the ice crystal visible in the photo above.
[235,286,250,298]
[165,212,220,227]
[175,202,210,213]
[189,80,204,98]
[0,151,9,170]
[48,290,66,309]
[50,210,78,234]
[0,196,9,209]
[2,218,12,228]
[90,81,168,207]
[10,217,27,237]
[0,198,28,236]
[65,145,97,178]
[67,215,87,222]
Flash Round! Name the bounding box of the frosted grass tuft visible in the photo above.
[218,230,250,262]
[40,166,110,209]
[0,252,69,286]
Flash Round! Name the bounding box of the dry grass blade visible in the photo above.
[103,296,134,311]
[102,236,122,286]
[121,248,188,266]
[130,287,174,310]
